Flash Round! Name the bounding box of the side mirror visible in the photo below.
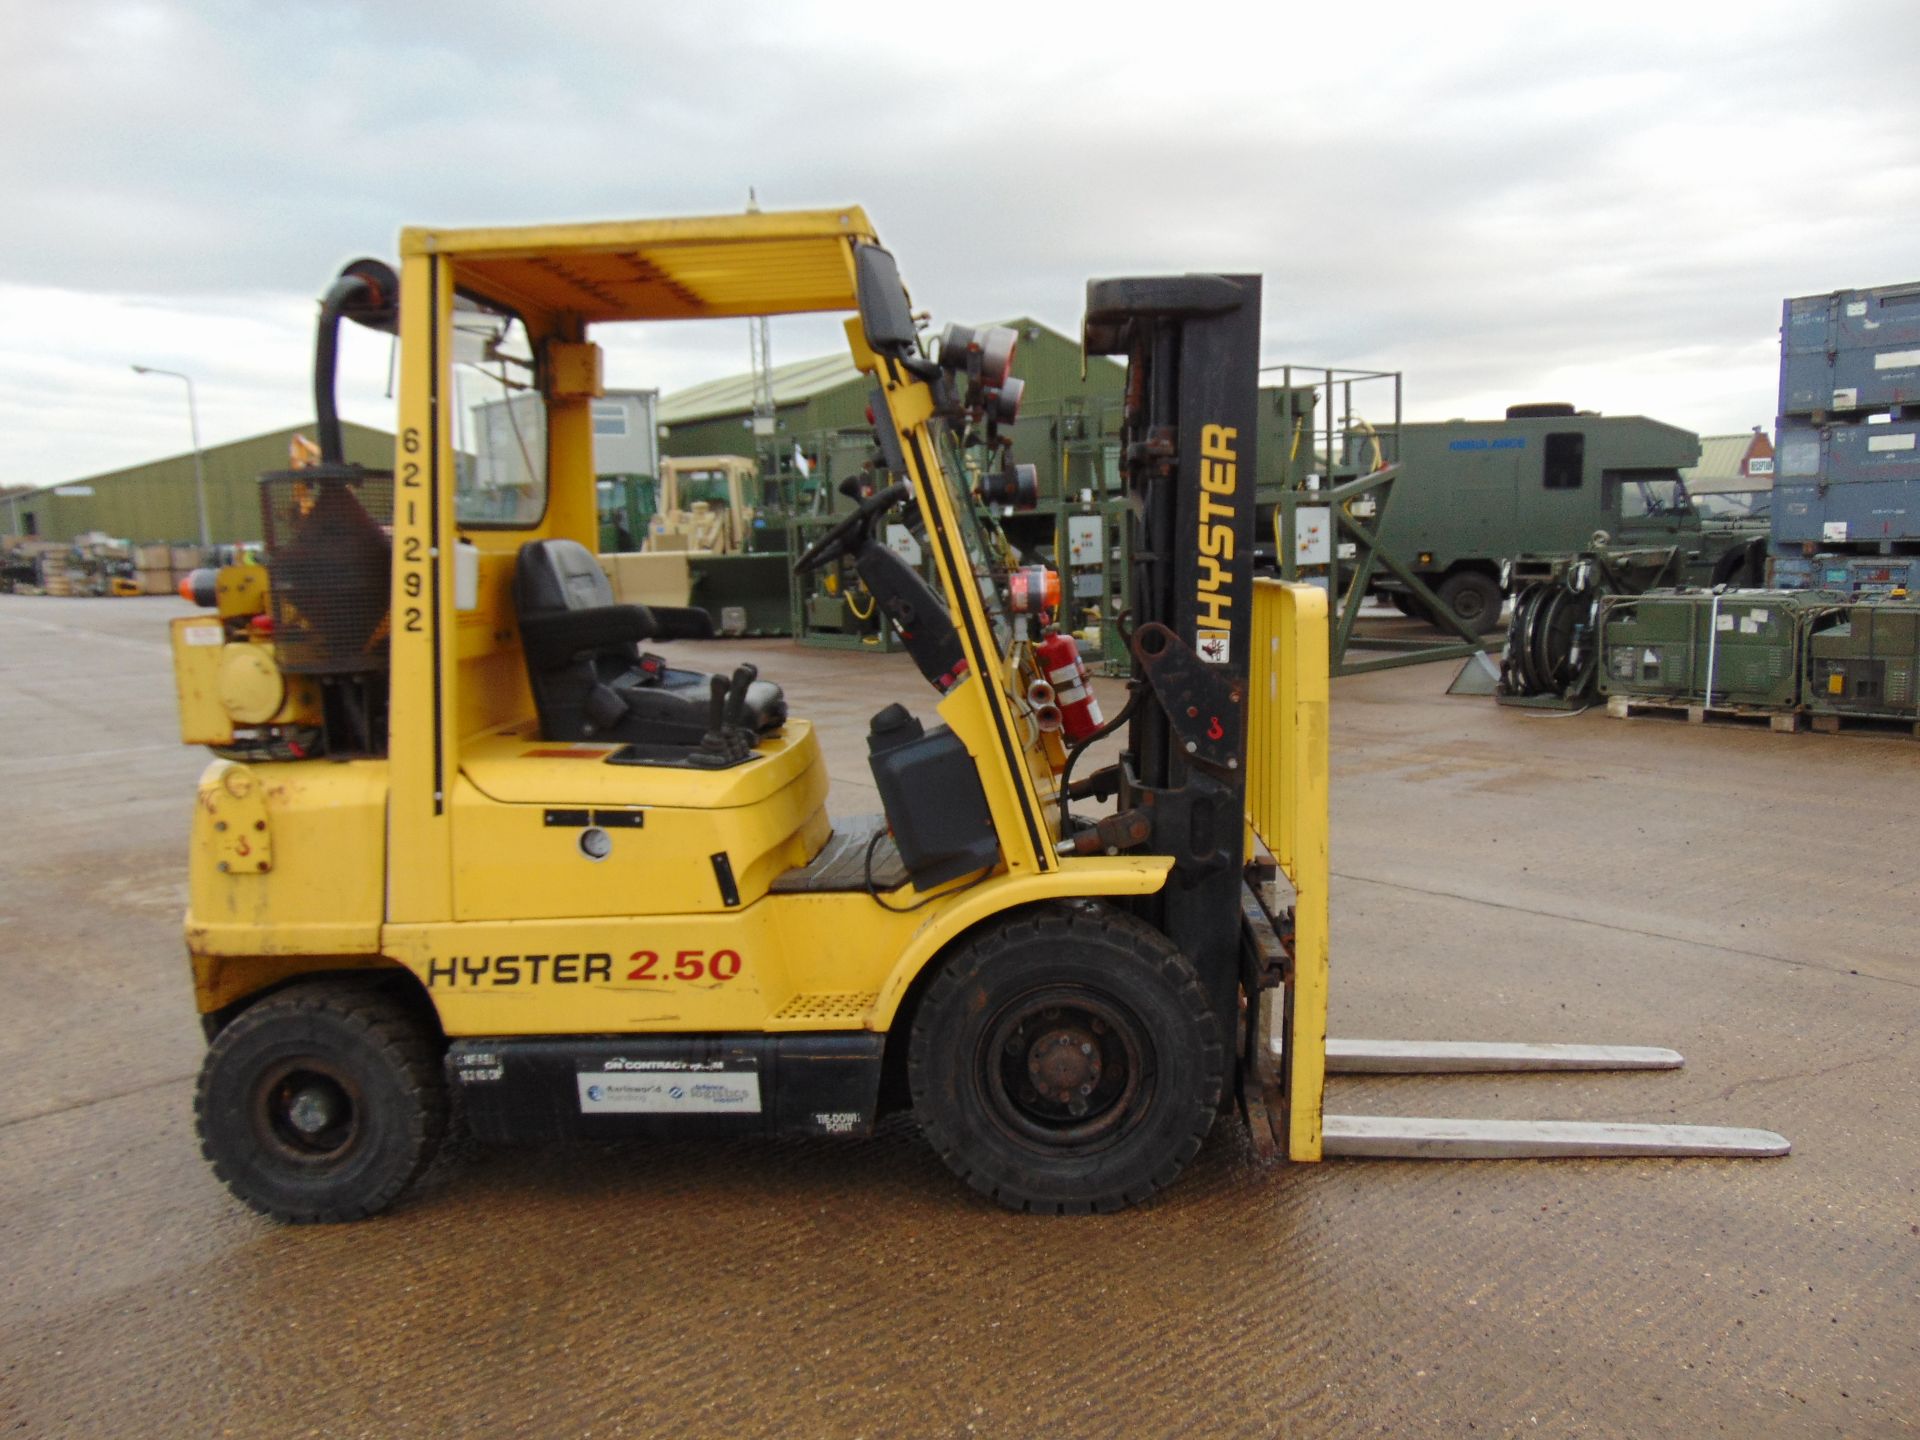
[854,244,918,356]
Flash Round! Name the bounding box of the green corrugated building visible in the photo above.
[5,423,393,545]
[657,319,1125,464]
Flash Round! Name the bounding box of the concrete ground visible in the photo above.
[0,594,1914,1439]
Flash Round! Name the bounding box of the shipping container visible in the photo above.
[1780,284,1920,415]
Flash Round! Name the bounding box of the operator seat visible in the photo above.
[513,539,785,746]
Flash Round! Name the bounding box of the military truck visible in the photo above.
[1354,405,1766,633]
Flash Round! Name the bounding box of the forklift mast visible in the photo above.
[1085,275,1263,1038]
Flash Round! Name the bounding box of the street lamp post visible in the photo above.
[131,365,211,551]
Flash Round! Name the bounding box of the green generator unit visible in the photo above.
[1803,597,1920,723]
[1597,589,1840,709]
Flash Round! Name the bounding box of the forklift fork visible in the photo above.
[1310,1030,1786,1159]
[1240,947,1790,1164]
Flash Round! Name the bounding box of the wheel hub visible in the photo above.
[1027,1025,1102,1109]
[255,1064,359,1161]
[986,997,1145,1146]
[287,1086,341,1136]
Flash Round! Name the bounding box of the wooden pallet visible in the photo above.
[1604,694,1803,732]
[1805,710,1920,739]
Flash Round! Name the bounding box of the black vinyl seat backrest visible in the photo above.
[517,537,620,616]
[512,538,784,746]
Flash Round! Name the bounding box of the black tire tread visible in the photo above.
[907,905,1224,1215]
[1435,570,1505,635]
[194,979,447,1224]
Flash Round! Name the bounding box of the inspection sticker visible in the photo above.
[184,627,224,647]
[576,1071,761,1114]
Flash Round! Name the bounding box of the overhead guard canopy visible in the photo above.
[399,207,879,323]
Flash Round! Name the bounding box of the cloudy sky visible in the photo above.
[5,0,1918,486]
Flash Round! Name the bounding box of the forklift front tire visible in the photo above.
[195,981,448,1223]
[908,905,1225,1214]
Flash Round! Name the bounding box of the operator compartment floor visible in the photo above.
[771,814,907,893]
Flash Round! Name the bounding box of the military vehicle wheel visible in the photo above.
[1435,571,1505,634]
[195,981,447,1223]
[1388,592,1420,617]
[908,904,1225,1214]
[1711,536,1768,588]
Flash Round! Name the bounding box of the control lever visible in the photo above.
[690,665,759,769]
[722,663,757,730]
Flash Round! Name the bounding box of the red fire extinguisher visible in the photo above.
[1036,630,1104,743]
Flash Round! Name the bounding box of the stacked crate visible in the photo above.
[1773,284,1920,593]
[134,544,174,594]
[38,548,72,596]
[170,545,204,592]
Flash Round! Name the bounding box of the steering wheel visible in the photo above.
[792,482,911,574]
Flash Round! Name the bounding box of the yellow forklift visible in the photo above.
[173,209,1785,1221]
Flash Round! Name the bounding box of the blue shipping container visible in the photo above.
[1776,418,1920,487]
[1783,284,1920,359]
[1780,344,1920,416]
[1773,480,1919,544]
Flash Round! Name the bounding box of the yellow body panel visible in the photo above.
[380,854,1173,1037]
[1247,580,1331,1162]
[211,564,268,620]
[187,759,387,960]
[172,617,236,745]
[450,726,829,920]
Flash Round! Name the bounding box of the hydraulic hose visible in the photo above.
[1056,681,1142,839]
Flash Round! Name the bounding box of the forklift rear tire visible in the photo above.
[195,981,448,1223]
[908,905,1225,1214]
[1434,571,1505,635]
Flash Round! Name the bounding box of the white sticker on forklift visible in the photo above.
[576,1072,762,1114]
[184,627,224,646]
[1196,633,1231,664]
